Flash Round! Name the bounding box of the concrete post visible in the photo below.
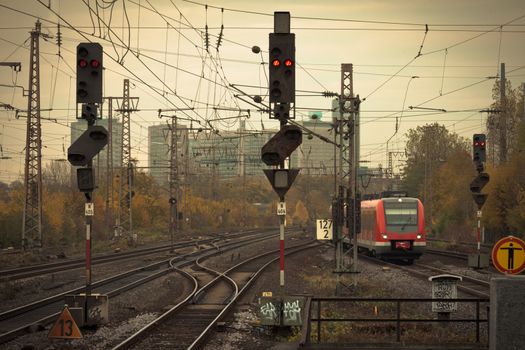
[490,276,525,350]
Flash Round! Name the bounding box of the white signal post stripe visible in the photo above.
[279,215,285,288]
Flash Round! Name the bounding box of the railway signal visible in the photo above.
[263,169,299,200]
[470,172,489,209]
[261,125,302,166]
[269,33,295,104]
[76,168,94,192]
[77,43,103,104]
[473,134,486,163]
[67,125,108,167]
[469,172,489,193]
[469,149,490,268]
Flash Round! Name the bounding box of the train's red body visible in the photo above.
[358,196,425,262]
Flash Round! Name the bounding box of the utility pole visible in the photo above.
[104,94,137,237]
[388,151,405,179]
[239,120,246,226]
[104,98,113,233]
[499,63,506,164]
[158,111,207,238]
[169,116,179,252]
[334,63,360,294]
[22,21,47,249]
[116,79,138,244]
[212,137,217,200]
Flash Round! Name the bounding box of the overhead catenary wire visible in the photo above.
[35,0,223,131]
[1,1,521,176]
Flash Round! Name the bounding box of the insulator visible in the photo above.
[205,25,209,51]
[216,24,224,50]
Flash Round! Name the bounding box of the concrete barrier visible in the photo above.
[490,276,525,350]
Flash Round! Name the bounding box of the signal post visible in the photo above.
[67,43,109,326]
[468,134,490,269]
[261,12,301,297]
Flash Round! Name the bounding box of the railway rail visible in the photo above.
[111,238,320,350]
[0,228,268,282]
[0,228,285,345]
[360,254,490,298]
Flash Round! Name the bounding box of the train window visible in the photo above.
[383,202,418,226]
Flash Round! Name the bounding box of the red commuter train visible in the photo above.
[358,194,426,264]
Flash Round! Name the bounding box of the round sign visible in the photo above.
[491,236,525,274]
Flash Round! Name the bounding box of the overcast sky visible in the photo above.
[0,0,524,182]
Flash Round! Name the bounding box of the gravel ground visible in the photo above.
[203,243,490,349]
[3,232,490,349]
[0,247,195,313]
[2,231,293,349]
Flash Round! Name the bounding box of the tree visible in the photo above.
[480,80,525,241]
[483,130,525,240]
[430,149,475,239]
[0,183,24,248]
[43,161,71,191]
[292,200,309,226]
[486,79,524,164]
[401,123,469,229]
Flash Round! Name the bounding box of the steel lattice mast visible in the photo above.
[117,79,137,243]
[334,63,361,292]
[22,21,43,249]
[169,116,179,250]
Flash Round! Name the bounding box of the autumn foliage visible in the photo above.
[0,163,334,249]
[401,80,525,242]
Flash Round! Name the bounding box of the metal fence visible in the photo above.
[299,297,489,346]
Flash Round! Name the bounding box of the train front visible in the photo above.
[376,197,426,262]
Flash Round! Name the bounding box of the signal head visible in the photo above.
[90,59,100,69]
[76,43,103,104]
[268,33,295,105]
[78,59,88,68]
[473,133,487,164]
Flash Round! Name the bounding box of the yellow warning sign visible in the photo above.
[492,236,525,274]
[48,306,82,339]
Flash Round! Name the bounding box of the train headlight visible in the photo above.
[381,234,388,239]
[416,234,422,239]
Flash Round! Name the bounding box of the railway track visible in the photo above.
[0,228,269,282]
[361,254,490,298]
[425,247,499,276]
[111,239,320,350]
[0,228,285,345]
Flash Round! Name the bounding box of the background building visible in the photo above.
[291,114,337,176]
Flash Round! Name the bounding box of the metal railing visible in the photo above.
[299,297,489,346]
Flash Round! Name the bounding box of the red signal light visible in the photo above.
[78,59,88,68]
[284,59,293,67]
[474,141,486,147]
[90,59,100,68]
[272,59,281,67]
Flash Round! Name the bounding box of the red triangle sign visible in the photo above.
[48,306,82,339]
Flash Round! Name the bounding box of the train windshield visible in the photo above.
[383,201,418,228]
